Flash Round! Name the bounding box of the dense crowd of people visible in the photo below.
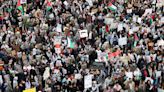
[0,0,164,92]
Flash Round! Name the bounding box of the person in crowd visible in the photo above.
[0,0,163,92]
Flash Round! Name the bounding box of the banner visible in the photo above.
[20,0,27,4]
[118,37,127,46]
[84,75,93,89]
[79,30,88,38]
[23,88,36,92]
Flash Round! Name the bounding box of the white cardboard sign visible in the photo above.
[84,75,93,89]
[118,37,127,46]
[104,18,114,24]
[125,72,133,79]
[56,24,62,33]
[87,0,93,6]
[79,30,88,38]
[117,23,123,31]
[55,47,61,54]
[20,0,27,4]
[54,37,61,45]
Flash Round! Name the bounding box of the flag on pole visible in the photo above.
[17,0,24,15]
[46,0,52,11]
[108,2,117,11]
[67,37,75,49]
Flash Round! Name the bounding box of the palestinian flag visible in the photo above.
[134,33,139,41]
[0,14,4,24]
[105,25,109,32]
[46,0,52,11]
[133,41,138,47]
[55,44,61,54]
[17,0,24,15]
[149,18,153,25]
[133,33,139,47]
[105,53,109,60]
[67,37,75,49]
[108,2,117,11]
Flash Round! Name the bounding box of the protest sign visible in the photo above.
[123,23,130,31]
[110,23,118,29]
[56,24,62,32]
[118,37,127,46]
[127,9,132,14]
[117,23,123,31]
[23,88,36,92]
[79,30,88,38]
[2,24,6,31]
[91,8,98,15]
[125,72,133,79]
[75,74,82,79]
[129,27,139,34]
[84,75,93,89]
[54,37,61,45]
[156,0,164,7]
[143,9,152,16]
[137,17,142,24]
[63,1,69,6]
[133,16,137,22]
[104,18,114,24]
[55,44,61,54]
[87,0,93,6]
[145,77,154,84]
[157,39,164,46]
[160,17,164,23]
[156,71,162,78]
[43,67,50,80]
[20,0,27,4]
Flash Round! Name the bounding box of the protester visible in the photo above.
[0,0,164,92]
